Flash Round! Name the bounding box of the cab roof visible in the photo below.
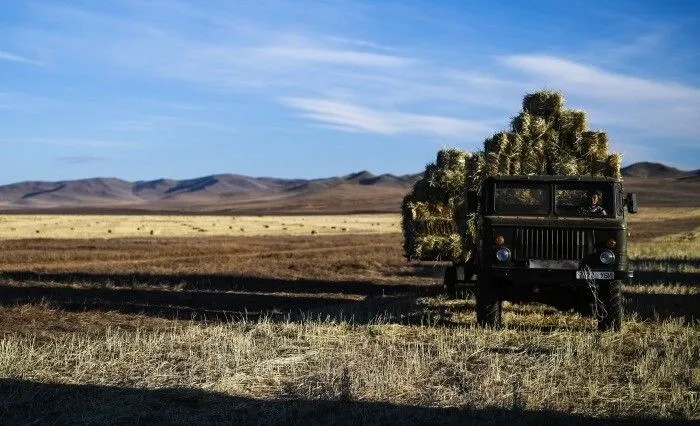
[487,175,621,183]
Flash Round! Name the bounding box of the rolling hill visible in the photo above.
[0,162,697,214]
[0,171,419,214]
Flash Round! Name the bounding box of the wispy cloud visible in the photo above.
[55,156,107,164]
[30,138,138,148]
[0,49,40,65]
[253,45,411,67]
[283,97,493,138]
[112,115,237,133]
[501,55,700,101]
[5,1,700,155]
[499,55,700,138]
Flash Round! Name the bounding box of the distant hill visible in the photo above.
[621,162,697,179]
[0,172,420,214]
[0,162,697,213]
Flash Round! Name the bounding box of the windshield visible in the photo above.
[494,183,550,215]
[555,184,614,217]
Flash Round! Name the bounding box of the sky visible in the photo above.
[1,0,699,184]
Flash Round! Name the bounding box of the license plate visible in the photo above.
[576,271,614,280]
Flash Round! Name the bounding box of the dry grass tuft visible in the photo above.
[1,314,698,422]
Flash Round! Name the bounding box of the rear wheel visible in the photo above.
[443,266,457,299]
[597,280,622,331]
[476,279,502,328]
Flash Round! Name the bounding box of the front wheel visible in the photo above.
[597,280,622,331]
[476,279,502,328]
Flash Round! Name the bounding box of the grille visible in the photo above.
[513,227,592,260]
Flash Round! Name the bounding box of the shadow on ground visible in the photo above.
[630,258,700,286]
[0,267,697,325]
[0,270,441,324]
[1,379,695,426]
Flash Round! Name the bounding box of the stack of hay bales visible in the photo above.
[401,149,483,261]
[489,91,621,179]
[402,90,622,261]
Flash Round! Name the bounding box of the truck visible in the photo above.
[444,174,638,331]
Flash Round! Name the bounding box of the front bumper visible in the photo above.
[482,267,633,285]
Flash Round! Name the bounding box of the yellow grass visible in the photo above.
[0,214,400,239]
[627,207,700,223]
[1,208,697,241]
[1,311,698,422]
[0,207,699,422]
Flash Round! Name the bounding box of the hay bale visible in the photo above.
[466,152,485,189]
[484,133,509,154]
[595,132,609,156]
[436,148,468,170]
[557,110,587,134]
[519,143,539,175]
[402,150,472,260]
[485,150,501,177]
[511,113,532,136]
[528,116,549,139]
[581,132,599,157]
[414,234,462,261]
[552,153,579,175]
[604,154,622,180]
[523,90,564,118]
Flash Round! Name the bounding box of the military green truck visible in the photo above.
[445,175,638,331]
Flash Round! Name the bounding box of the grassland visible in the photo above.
[0,208,698,424]
[0,214,400,239]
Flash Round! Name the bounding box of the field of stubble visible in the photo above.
[0,209,698,424]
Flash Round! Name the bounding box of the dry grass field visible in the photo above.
[0,214,400,239]
[0,208,698,424]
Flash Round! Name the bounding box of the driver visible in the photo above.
[581,189,607,216]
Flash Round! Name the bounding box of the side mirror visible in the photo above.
[466,191,478,213]
[626,193,638,214]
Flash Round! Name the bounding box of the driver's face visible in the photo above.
[590,194,600,205]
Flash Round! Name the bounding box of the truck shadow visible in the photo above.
[623,292,699,323]
[0,270,437,296]
[630,258,700,286]
[0,270,441,324]
[3,379,693,426]
[0,268,696,326]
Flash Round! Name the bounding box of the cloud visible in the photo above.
[55,156,107,164]
[501,55,700,101]
[112,115,237,133]
[499,55,700,138]
[31,138,138,148]
[283,97,493,138]
[252,45,411,67]
[0,49,40,65]
[7,1,700,155]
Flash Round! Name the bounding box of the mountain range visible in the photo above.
[0,162,697,214]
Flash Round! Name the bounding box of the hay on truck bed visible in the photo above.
[402,90,623,262]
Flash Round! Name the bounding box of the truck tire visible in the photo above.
[597,280,622,331]
[476,280,502,328]
[443,266,457,299]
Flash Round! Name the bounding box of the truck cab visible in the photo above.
[466,175,638,330]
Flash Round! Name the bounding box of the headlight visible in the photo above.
[496,247,511,262]
[599,250,615,265]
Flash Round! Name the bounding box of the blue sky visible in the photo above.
[1,0,699,184]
